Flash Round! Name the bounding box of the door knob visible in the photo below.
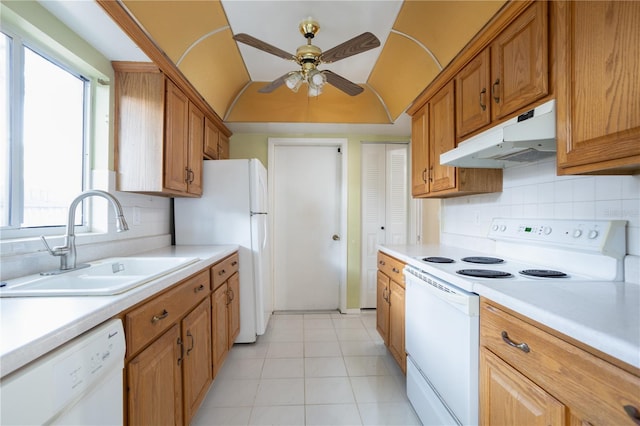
[332,234,340,241]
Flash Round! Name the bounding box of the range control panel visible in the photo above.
[488,218,626,256]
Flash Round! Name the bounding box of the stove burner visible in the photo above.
[520,269,568,278]
[457,269,513,278]
[422,256,455,263]
[461,256,504,264]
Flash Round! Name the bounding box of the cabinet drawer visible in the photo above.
[480,299,640,425]
[211,253,239,289]
[377,252,405,286]
[126,270,210,356]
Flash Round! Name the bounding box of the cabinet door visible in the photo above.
[182,298,212,424]
[388,279,406,374]
[555,1,640,174]
[203,117,220,159]
[376,271,390,344]
[411,105,430,197]
[187,102,204,196]
[480,348,565,426]
[128,324,183,426]
[227,272,240,347]
[490,1,548,120]
[218,133,230,160]
[212,283,229,376]
[164,79,189,193]
[456,49,491,139]
[429,81,456,193]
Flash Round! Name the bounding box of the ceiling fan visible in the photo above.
[233,18,380,96]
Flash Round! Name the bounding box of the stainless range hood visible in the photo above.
[440,99,556,168]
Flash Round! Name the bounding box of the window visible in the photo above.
[1,29,88,234]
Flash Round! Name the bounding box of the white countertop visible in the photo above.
[0,245,238,378]
[380,244,640,370]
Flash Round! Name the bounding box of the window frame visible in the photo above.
[1,24,92,239]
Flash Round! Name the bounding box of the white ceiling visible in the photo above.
[38,0,411,136]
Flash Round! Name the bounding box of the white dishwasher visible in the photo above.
[1,319,126,425]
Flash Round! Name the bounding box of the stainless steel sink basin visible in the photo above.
[0,257,199,297]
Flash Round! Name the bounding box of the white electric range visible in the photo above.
[403,218,627,426]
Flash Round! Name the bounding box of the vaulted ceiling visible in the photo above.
[112,0,505,131]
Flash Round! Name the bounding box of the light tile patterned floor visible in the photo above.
[192,311,420,426]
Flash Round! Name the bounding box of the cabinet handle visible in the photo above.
[188,168,195,183]
[177,337,184,366]
[184,167,190,183]
[492,78,500,103]
[186,331,194,355]
[392,267,400,274]
[379,260,385,266]
[218,269,226,276]
[194,284,205,293]
[624,405,640,425]
[382,287,389,303]
[501,331,530,353]
[428,166,433,182]
[231,260,238,266]
[421,168,428,184]
[228,288,234,302]
[479,88,487,111]
[151,309,169,324]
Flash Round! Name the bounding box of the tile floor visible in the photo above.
[191,311,421,425]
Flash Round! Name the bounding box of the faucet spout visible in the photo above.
[40,190,129,275]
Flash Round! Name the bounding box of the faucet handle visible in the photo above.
[40,236,68,257]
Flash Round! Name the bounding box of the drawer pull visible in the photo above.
[151,309,169,324]
[177,337,184,366]
[194,284,205,293]
[218,269,226,276]
[379,260,385,266]
[492,78,500,103]
[501,331,530,353]
[392,267,400,273]
[231,260,238,266]
[479,88,487,111]
[624,405,640,425]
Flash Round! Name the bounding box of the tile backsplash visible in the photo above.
[441,158,640,256]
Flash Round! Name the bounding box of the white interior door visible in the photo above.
[270,140,346,311]
[360,143,408,308]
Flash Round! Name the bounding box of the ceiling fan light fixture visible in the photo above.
[308,69,327,87]
[308,84,323,97]
[285,71,304,92]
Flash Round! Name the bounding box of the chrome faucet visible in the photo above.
[40,190,129,275]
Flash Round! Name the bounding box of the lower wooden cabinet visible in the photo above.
[124,252,239,425]
[376,251,406,373]
[211,254,240,376]
[480,298,640,426]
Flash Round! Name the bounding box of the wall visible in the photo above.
[440,158,640,257]
[230,132,410,310]
[0,2,172,281]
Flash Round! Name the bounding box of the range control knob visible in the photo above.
[573,229,583,238]
[543,226,552,235]
[588,230,599,239]
[492,225,499,232]
[499,225,507,232]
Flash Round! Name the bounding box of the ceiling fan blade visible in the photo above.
[233,33,294,61]
[323,70,364,96]
[320,32,381,63]
[258,73,290,93]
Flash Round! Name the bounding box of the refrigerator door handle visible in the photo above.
[250,211,268,216]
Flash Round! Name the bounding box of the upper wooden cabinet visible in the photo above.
[555,1,640,175]
[113,62,229,197]
[411,83,502,198]
[490,1,548,121]
[203,117,220,160]
[455,1,548,139]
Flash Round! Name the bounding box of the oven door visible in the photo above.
[405,268,480,426]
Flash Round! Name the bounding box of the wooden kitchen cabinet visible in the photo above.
[203,117,220,159]
[480,298,640,426]
[218,133,230,160]
[489,0,548,121]
[455,49,491,139]
[181,298,212,424]
[114,62,214,197]
[124,269,212,425]
[411,83,502,198]
[554,1,640,175]
[376,251,406,373]
[211,253,240,376]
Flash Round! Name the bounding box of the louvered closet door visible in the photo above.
[360,143,408,308]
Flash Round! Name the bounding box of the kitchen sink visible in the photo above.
[0,257,199,297]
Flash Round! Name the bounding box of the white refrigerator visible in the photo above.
[174,159,272,343]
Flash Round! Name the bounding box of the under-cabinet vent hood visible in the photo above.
[440,99,556,168]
